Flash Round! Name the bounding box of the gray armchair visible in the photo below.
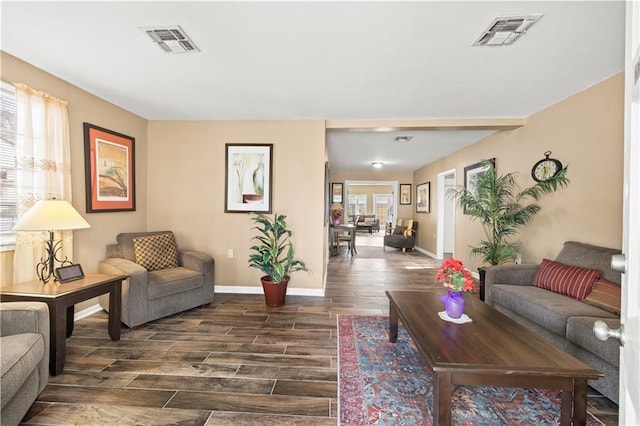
[98,231,214,328]
[1,302,49,426]
[383,221,418,252]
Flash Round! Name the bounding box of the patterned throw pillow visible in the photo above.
[133,233,179,271]
[393,226,406,235]
[532,258,601,300]
[584,279,621,314]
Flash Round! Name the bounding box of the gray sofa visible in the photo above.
[1,302,49,426]
[355,214,380,233]
[485,241,621,403]
[98,231,215,329]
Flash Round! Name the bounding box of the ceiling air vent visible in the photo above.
[140,25,200,53]
[473,14,543,46]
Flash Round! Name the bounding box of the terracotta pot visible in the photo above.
[261,275,290,307]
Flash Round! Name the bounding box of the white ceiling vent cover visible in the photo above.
[140,26,200,53]
[473,14,543,46]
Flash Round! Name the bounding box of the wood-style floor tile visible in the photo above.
[204,411,335,425]
[235,365,336,381]
[24,403,211,425]
[167,391,330,417]
[104,360,240,377]
[273,380,337,398]
[126,374,275,394]
[37,384,174,407]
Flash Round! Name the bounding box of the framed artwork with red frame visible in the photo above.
[83,123,136,213]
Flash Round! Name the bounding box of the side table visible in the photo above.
[0,273,126,375]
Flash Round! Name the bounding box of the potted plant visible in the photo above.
[248,212,310,307]
[448,159,570,267]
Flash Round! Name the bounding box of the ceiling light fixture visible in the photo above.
[372,162,383,169]
[395,136,413,143]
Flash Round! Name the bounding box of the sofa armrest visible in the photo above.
[179,250,214,293]
[0,301,50,396]
[484,263,540,305]
[0,302,50,339]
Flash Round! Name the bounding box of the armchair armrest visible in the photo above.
[484,263,540,305]
[179,250,214,292]
[99,257,147,279]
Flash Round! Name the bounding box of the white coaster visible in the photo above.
[438,311,473,324]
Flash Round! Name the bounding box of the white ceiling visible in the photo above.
[1,1,625,172]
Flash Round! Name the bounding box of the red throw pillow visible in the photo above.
[532,259,601,300]
[584,279,621,314]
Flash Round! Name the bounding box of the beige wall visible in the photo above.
[1,52,148,310]
[413,73,624,271]
[330,170,414,220]
[146,121,326,290]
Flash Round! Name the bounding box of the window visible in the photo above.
[0,81,17,251]
[347,194,367,220]
[373,193,393,223]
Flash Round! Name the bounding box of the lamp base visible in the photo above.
[36,231,72,283]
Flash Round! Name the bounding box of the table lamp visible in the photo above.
[12,199,90,282]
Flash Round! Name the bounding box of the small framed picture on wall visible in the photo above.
[331,182,343,203]
[416,182,430,213]
[400,184,412,205]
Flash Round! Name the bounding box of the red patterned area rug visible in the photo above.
[337,315,603,426]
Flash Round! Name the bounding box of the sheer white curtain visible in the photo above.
[13,83,73,283]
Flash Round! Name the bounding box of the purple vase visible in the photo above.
[442,290,465,319]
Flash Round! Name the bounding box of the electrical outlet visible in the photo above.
[227,249,234,259]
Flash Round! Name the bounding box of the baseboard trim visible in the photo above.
[215,285,325,297]
[74,304,103,321]
[415,246,438,259]
[71,287,325,321]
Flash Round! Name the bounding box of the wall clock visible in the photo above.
[531,151,563,182]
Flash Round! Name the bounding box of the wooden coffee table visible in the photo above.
[386,290,602,426]
[1,274,126,375]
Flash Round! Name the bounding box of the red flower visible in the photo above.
[437,258,477,293]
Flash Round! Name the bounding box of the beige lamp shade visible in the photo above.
[12,199,90,231]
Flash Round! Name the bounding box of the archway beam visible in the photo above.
[326,118,525,132]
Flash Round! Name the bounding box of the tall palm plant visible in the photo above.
[448,160,570,265]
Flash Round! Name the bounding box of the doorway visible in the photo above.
[436,169,456,259]
[344,180,398,225]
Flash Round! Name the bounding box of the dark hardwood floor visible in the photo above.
[22,240,619,425]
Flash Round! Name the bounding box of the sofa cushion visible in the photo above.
[555,241,622,285]
[566,317,620,367]
[490,285,617,337]
[133,233,179,271]
[146,267,204,300]
[1,333,45,406]
[584,279,621,314]
[532,259,600,300]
